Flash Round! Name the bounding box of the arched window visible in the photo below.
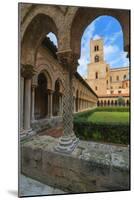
[95,72,98,79]
[95,55,99,62]
[124,74,127,80]
[116,76,119,81]
[94,45,99,51]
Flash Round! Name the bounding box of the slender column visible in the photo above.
[73,97,76,112]
[24,78,32,131]
[48,90,53,118]
[55,51,79,153]
[21,64,35,135]
[59,94,63,116]
[20,76,24,131]
[31,85,36,121]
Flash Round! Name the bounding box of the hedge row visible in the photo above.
[73,107,130,145]
[74,106,129,119]
[73,121,130,145]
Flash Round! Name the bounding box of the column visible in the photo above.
[31,85,36,121]
[73,97,76,113]
[20,76,24,132]
[59,94,63,116]
[24,78,32,131]
[48,90,53,118]
[21,64,35,134]
[55,51,79,153]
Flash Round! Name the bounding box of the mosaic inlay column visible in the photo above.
[55,51,79,153]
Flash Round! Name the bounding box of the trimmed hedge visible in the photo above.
[73,107,130,145]
[74,121,129,145]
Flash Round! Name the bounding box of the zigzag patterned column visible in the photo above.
[55,51,79,153]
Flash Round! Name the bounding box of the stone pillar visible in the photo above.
[73,97,76,112]
[21,64,35,135]
[48,90,53,118]
[24,78,32,131]
[20,76,24,132]
[31,85,36,121]
[59,94,63,116]
[55,51,79,153]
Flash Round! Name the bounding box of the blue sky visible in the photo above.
[47,16,129,78]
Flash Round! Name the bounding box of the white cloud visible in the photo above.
[47,32,58,47]
[93,34,101,40]
[104,44,129,67]
[104,44,119,58]
[104,30,122,45]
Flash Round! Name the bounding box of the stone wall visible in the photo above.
[21,135,130,193]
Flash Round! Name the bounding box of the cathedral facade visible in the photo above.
[87,38,130,106]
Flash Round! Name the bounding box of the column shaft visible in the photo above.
[31,86,35,121]
[20,77,24,131]
[24,78,32,131]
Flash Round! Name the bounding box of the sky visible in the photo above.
[47,16,129,78]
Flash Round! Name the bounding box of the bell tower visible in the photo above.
[90,38,104,63]
[87,38,110,96]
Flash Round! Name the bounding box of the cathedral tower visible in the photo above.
[87,38,110,96]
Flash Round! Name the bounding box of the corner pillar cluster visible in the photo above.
[54,51,79,153]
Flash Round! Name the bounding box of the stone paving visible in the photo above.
[19,174,65,197]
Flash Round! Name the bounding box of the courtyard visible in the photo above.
[19,3,130,197]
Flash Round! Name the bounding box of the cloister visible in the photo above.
[20,3,130,153]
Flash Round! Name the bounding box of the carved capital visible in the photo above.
[57,50,79,73]
[21,64,36,79]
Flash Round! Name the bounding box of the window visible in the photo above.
[94,45,99,51]
[106,80,108,84]
[126,82,128,87]
[118,90,122,94]
[116,76,119,81]
[110,76,112,82]
[95,72,98,79]
[106,67,108,72]
[124,74,126,80]
[95,55,99,62]
[95,86,98,90]
[111,91,114,94]
[111,86,113,89]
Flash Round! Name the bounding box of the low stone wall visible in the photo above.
[31,116,63,133]
[21,135,130,194]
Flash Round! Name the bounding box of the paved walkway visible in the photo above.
[19,175,65,197]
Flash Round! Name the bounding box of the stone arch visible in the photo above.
[70,7,129,57]
[111,100,114,106]
[101,100,103,106]
[21,13,58,66]
[35,72,48,119]
[33,64,54,90]
[53,78,63,116]
[108,100,110,106]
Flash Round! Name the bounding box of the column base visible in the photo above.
[54,135,79,154]
[20,128,36,140]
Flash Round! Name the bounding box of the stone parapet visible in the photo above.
[21,135,130,193]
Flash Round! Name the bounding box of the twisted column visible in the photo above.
[54,51,79,153]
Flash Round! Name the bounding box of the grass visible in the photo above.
[87,111,129,124]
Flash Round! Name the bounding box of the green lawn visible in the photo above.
[87,112,129,124]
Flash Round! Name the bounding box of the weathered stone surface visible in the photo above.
[21,135,130,194]
[19,174,65,197]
